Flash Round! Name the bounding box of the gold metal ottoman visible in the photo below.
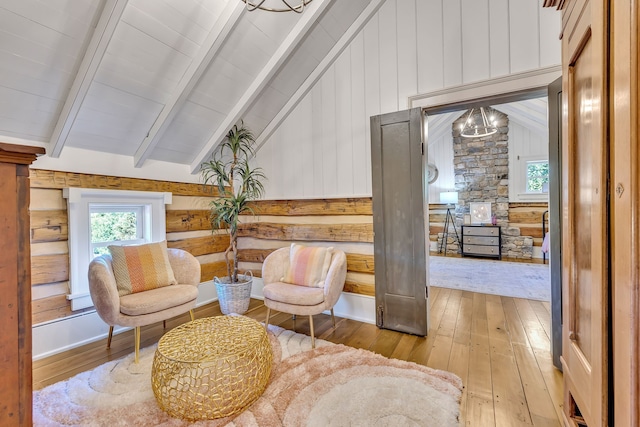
[151,316,272,421]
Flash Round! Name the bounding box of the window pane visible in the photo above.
[526,161,549,192]
[90,211,138,243]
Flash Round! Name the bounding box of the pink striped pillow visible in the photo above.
[282,244,333,288]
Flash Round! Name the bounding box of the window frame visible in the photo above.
[525,159,550,194]
[64,188,171,311]
[510,154,550,202]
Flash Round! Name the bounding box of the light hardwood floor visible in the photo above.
[32,288,563,426]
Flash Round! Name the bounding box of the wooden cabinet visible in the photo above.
[556,0,609,426]
[461,225,501,259]
[545,0,640,424]
[0,143,44,426]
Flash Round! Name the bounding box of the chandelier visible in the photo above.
[242,0,313,13]
[459,107,498,138]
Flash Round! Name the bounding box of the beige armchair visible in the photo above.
[88,248,201,362]
[262,246,347,348]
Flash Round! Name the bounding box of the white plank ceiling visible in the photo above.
[0,0,372,170]
[0,0,553,173]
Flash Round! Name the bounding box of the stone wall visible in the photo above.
[436,107,534,259]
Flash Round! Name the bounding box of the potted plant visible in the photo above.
[200,122,266,314]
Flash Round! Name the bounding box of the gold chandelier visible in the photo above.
[459,107,498,138]
[242,0,313,13]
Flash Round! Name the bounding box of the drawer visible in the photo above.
[463,235,499,246]
[463,244,500,257]
[463,226,499,237]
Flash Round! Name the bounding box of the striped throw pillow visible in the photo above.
[108,241,177,296]
[282,244,333,288]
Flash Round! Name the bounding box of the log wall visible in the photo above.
[29,169,226,325]
[29,171,548,325]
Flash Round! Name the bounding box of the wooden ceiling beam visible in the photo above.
[253,0,387,153]
[133,1,245,168]
[189,0,334,174]
[47,0,128,158]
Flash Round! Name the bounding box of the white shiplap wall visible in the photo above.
[427,133,455,204]
[255,0,560,199]
[508,120,549,201]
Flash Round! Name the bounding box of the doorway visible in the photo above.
[421,86,562,368]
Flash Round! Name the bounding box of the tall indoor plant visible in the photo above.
[200,122,265,313]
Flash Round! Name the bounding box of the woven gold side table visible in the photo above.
[151,316,272,421]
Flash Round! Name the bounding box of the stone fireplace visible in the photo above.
[437,107,534,259]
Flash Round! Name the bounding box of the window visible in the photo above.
[90,206,146,257]
[64,188,171,310]
[526,160,550,193]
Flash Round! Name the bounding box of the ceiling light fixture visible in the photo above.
[459,107,498,138]
[242,0,313,13]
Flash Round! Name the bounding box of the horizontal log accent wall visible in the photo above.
[247,198,373,216]
[30,169,219,197]
[237,249,374,275]
[166,210,210,232]
[167,235,229,257]
[237,222,374,243]
[428,202,549,248]
[508,203,549,244]
[32,254,69,286]
[30,210,68,243]
[200,260,230,283]
[29,171,226,325]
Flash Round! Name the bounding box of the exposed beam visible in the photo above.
[48,0,128,158]
[254,0,387,153]
[133,1,245,168]
[189,0,334,174]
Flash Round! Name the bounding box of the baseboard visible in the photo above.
[32,279,375,360]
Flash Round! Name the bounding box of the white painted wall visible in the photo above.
[508,121,549,202]
[255,0,561,199]
[31,145,202,184]
[427,132,455,203]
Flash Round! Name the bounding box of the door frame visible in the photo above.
[411,75,563,364]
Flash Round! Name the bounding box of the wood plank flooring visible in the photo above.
[32,288,563,426]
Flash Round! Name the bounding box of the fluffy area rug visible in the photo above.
[33,324,462,426]
[430,255,550,301]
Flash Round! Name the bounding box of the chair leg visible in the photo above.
[331,308,336,328]
[264,307,271,331]
[292,314,296,320]
[134,326,141,364]
[107,326,114,349]
[309,315,315,349]
[163,320,166,329]
[189,309,195,322]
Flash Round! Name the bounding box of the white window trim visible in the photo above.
[63,188,172,311]
[510,155,549,202]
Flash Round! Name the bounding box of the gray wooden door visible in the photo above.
[547,76,563,370]
[370,108,429,336]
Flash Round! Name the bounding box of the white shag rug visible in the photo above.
[33,324,462,426]
[429,256,551,301]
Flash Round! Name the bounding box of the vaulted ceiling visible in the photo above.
[1,0,549,174]
[427,97,549,143]
[0,0,378,172]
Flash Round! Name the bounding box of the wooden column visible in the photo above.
[0,143,44,426]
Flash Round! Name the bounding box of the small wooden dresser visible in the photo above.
[461,225,501,259]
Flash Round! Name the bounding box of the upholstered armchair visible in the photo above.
[88,246,201,362]
[262,245,347,348]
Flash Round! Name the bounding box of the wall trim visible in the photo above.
[409,66,562,111]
